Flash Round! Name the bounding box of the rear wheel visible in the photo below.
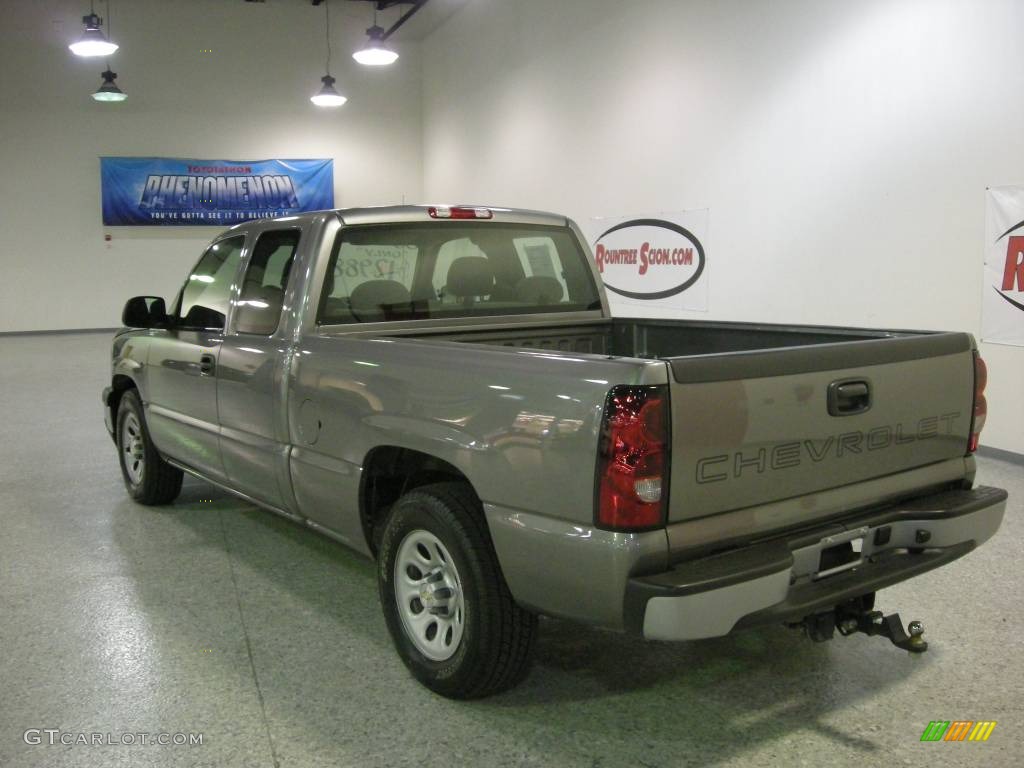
[116,389,183,505]
[378,482,537,699]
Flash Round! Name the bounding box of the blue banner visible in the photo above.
[100,157,334,226]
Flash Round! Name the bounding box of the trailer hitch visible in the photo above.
[798,598,928,653]
[837,611,928,653]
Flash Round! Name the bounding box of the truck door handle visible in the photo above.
[199,353,216,376]
[828,379,871,416]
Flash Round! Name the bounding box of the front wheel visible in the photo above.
[378,482,537,699]
[116,389,183,505]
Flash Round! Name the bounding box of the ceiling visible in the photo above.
[316,0,470,41]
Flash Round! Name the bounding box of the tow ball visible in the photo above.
[797,599,928,653]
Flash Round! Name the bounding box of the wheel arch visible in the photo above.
[359,445,481,556]
[107,374,138,427]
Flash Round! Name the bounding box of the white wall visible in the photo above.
[421,0,1024,454]
[0,0,422,332]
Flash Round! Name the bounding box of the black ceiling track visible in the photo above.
[309,0,430,39]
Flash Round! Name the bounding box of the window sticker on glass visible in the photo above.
[515,237,569,300]
[333,244,418,296]
[523,244,557,278]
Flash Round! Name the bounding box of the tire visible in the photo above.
[116,389,183,505]
[378,482,537,699]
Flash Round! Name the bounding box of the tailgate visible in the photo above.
[666,333,975,523]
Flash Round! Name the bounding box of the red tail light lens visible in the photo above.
[596,385,669,531]
[968,353,987,453]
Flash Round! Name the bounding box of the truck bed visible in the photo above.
[393,317,975,532]
[397,316,924,360]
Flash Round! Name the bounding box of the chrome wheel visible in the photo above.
[121,412,145,486]
[394,529,465,661]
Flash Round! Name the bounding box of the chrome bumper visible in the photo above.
[625,486,1007,641]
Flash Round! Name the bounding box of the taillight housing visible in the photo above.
[596,385,670,531]
[968,352,987,453]
[427,205,493,220]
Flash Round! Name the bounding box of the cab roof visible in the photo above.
[223,204,569,232]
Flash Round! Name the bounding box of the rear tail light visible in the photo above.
[968,353,987,453]
[427,205,493,220]
[596,385,670,531]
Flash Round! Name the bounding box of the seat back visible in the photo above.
[445,256,495,304]
[349,279,412,320]
[516,275,565,304]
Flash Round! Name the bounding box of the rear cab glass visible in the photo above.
[316,223,600,324]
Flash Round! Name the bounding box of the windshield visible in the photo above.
[317,223,601,324]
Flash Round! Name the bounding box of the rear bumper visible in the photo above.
[624,485,1007,640]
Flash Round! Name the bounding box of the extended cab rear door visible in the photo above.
[216,224,308,510]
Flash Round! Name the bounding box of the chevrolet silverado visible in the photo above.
[103,205,1007,698]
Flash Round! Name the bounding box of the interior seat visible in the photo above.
[445,257,495,305]
[350,279,412,321]
[516,276,564,305]
[488,281,518,302]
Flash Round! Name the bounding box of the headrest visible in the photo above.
[516,276,564,304]
[349,280,411,313]
[446,257,495,298]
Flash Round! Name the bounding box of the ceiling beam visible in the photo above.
[312,1,417,9]
[310,0,430,39]
[378,0,429,39]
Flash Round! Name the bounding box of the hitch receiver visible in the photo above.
[798,598,928,653]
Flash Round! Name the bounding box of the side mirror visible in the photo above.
[182,304,226,331]
[122,296,167,328]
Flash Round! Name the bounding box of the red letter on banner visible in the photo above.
[1002,236,1024,291]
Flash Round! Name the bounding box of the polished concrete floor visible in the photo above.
[1,331,1021,768]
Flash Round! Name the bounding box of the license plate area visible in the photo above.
[814,526,869,579]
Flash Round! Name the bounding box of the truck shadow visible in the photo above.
[116,479,928,765]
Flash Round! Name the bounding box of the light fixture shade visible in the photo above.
[353,26,398,66]
[70,14,118,57]
[310,75,347,107]
[92,69,127,102]
[353,44,398,66]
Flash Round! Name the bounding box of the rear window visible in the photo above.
[317,223,601,324]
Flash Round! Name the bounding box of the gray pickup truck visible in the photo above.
[104,204,1006,698]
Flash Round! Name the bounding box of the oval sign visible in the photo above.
[593,218,706,300]
[994,219,1024,313]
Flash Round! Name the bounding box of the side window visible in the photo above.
[178,235,245,329]
[234,229,301,335]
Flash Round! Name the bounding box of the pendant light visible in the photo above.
[311,0,347,107]
[92,68,126,102]
[353,7,398,67]
[69,1,118,57]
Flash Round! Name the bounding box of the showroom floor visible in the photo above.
[0,331,1021,768]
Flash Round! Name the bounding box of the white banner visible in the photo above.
[584,209,709,314]
[983,186,1024,346]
